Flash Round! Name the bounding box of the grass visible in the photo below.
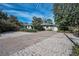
[57,29,73,33]
[71,45,79,56]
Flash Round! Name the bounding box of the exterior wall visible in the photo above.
[26,26,32,29]
[43,26,47,30]
[43,26,53,30]
[53,27,58,31]
[26,25,58,31]
[43,26,58,31]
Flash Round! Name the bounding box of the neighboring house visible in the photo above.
[41,23,58,31]
[23,23,58,31]
[23,23,32,29]
[26,24,32,29]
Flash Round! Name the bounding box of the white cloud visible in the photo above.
[2,3,14,8]
[4,10,45,20]
[4,9,53,23]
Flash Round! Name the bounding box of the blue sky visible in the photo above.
[0,3,54,24]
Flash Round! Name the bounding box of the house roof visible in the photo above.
[41,23,52,25]
[41,23,54,26]
[23,23,57,27]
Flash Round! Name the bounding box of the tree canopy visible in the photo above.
[32,16,45,31]
[0,10,21,33]
[54,3,79,31]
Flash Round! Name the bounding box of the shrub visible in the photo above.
[19,26,27,31]
[47,29,52,31]
[26,29,37,32]
[73,28,79,37]
[19,27,37,32]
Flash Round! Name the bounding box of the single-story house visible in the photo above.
[41,23,58,31]
[23,23,58,31]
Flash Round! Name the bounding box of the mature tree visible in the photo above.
[54,3,79,32]
[32,16,44,31]
[47,19,53,24]
[0,10,21,33]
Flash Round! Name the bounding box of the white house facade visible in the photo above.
[41,23,58,31]
[23,23,58,31]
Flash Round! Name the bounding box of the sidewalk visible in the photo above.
[66,33,79,45]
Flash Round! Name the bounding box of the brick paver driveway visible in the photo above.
[0,31,57,56]
[12,32,73,56]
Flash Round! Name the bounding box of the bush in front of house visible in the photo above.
[47,29,52,31]
[19,27,37,32]
[19,27,27,31]
[26,29,37,32]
